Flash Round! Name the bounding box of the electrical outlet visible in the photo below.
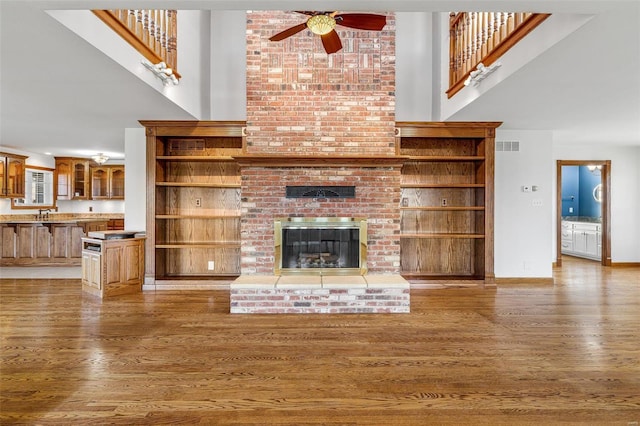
[207,260,215,270]
[532,199,543,207]
[195,198,202,207]
[441,198,448,207]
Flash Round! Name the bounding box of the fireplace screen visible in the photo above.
[274,217,367,275]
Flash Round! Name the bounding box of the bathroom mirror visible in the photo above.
[11,167,55,209]
[592,183,603,203]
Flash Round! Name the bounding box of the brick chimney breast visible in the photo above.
[243,11,399,275]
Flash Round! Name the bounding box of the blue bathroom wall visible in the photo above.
[561,166,579,216]
[579,166,602,218]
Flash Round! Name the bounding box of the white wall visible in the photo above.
[553,144,640,263]
[210,11,246,120]
[48,10,210,119]
[438,13,592,121]
[495,130,554,278]
[124,128,147,231]
[395,12,433,121]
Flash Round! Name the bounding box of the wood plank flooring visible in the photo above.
[1,257,639,425]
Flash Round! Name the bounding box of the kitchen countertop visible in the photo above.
[562,216,602,223]
[0,214,124,224]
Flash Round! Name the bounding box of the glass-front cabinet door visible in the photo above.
[72,160,89,199]
[0,155,5,196]
[91,167,109,199]
[0,152,27,198]
[91,166,125,199]
[110,167,125,199]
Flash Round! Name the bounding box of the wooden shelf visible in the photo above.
[400,233,486,239]
[156,215,240,219]
[144,121,245,282]
[406,156,485,162]
[400,183,485,188]
[401,206,485,211]
[156,156,236,161]
[396,122,498,282]
[400,272,485,280]
[156,182,241,188]
[156,242,241,249]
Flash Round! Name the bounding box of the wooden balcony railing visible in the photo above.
[447,12,550,98]
[93,9,180,79]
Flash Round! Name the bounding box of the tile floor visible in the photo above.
[0,266,82,279]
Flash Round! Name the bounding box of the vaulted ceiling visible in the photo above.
[1,0,638,159]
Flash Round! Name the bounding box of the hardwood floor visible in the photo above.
[1,257,639,425]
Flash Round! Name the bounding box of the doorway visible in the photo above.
[556,160,611,267]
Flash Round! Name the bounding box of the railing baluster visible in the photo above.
[92,9,180,80]
[447,11,550,98]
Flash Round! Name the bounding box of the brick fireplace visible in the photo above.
[241,11,400,276]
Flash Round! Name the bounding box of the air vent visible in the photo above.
[286,186,355,198]
[168,139,205,152]
[496,141,520,152]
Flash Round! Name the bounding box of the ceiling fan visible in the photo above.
[269,11,387,54]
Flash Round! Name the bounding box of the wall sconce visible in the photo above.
[464,62,502,87]
[92,153,109,165]
[587,165,602,175]
[142,60,179,86]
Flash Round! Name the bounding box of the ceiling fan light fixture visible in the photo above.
[307,14,336,35]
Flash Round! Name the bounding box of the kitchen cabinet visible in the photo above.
[57,159,125,200]
[0,152,27,198]
[561,221,573,252]
[81,250,101,289]
[108,219,125,230]
[55,157,90,200]
[0,221,94,266]
[81,234,145,298]
[561,221,601,261]
[91,166,125,199]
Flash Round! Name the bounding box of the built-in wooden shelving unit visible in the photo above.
[141,121,245,286]
[396,122,501,284]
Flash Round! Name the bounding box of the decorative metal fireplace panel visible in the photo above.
[285,186,356,198]
[274,217,367,275]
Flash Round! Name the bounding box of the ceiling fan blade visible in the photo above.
[335,13,387,31]
[269,22,308,41]
[321,30,342,54]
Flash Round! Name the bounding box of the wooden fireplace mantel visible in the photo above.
[232,154,408,168]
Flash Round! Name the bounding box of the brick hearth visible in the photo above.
[230,274,410,314]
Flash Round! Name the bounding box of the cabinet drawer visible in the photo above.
[573,223,600,232]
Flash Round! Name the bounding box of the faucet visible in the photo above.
[37,209,52,221]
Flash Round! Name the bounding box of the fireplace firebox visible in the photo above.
[274,217,367,275]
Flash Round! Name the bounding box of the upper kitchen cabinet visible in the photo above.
[91,166,125,199]
[56,158,124,200]
[0,152,28,198]
[55,157,90,200]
